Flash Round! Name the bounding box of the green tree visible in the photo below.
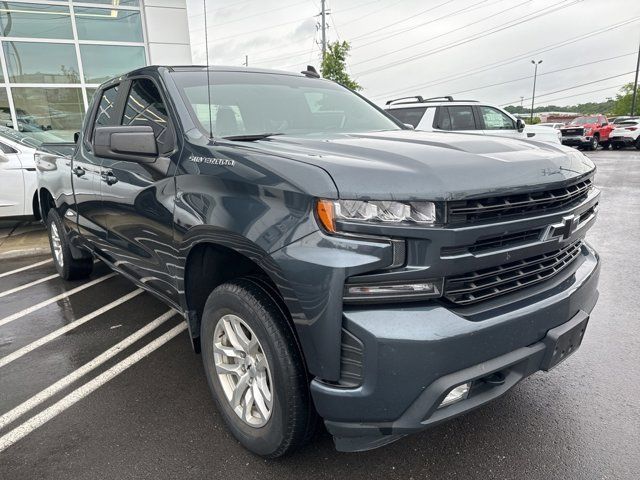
[612,82,640,115]
[320,41,361,91]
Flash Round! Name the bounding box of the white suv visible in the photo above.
[385,96,561,144]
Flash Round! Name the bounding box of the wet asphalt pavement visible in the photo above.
[0,149,639,480]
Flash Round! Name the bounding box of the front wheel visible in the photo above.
[588,136,599,151]
[200,278,317,458]
[46,210,93,280]
[635,138,640,150]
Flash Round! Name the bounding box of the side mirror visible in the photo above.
[73,131,80,144]
[403,123,415,130]
[93,126,157,163]
[516,118,526,133]
[0,153,9,163]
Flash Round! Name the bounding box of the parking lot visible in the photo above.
[0,149,638,479]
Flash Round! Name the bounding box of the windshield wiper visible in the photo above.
[222,133,285,141]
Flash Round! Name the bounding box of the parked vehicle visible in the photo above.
[609,119,640,149]
[559,115,613,150]
[384,96,561,144]
[37,66,601,457]
[0,126,71,218]
[610,116,639,125]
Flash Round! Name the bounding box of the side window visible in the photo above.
[0,142,17,154]
[479,106,515,130]
[122,78,174,154]
[387,107,427,128]
[93,85,119,133]
[434,107,451,130]
[448,106,477,130]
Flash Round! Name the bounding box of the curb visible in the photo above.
[0,246,51,260]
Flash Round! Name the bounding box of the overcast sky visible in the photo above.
[185,0,640,108]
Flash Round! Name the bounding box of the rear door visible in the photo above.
[0,141,25,217]
[477,105,522,139]
[387,106,427,129]
[74,83,121,244]
[100,76,180,304]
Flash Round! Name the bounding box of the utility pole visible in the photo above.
[631,33,640,116]
[243,55,248,67]
[321,0,327,60]
[530,59,543,123]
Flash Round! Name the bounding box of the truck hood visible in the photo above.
[235,130,595,200]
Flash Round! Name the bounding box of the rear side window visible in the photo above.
[387,107,426,128]
[448,106,476,130]
[121,78,174,154]
[434,107,452,130]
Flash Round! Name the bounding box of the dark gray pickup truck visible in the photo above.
[36,66,600,457]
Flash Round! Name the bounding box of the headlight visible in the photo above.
[316,199,437,233]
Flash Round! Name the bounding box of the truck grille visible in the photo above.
[444,240,583,306]
[447,177,592,224]
[561,127,584,137]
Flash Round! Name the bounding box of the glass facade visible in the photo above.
[0,0,148,141]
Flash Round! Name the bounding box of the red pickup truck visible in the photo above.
[560,115,614,150]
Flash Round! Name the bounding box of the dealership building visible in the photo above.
[0,0,192,141]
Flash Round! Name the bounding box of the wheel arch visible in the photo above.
[38,187,55,221]
[181,237,299,356]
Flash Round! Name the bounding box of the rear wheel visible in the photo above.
[635,138,640,150]
[200,278,316,458]
[600,141,610,150]
[46,210,93,280]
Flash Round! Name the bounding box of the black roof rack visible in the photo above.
[386,96,424,105]
[301,65,320,78]
[386,95,481,106]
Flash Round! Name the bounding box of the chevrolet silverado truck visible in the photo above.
[560,115,613,150]
[36,66,601,457]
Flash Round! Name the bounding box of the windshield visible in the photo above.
[170,70,401,137]
[571,116,598,125]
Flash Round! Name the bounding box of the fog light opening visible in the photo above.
[438,382,471,409]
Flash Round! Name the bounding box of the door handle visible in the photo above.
[101,171,118,185]
[72,166,85,177]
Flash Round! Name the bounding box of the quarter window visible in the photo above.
[479,106,515,130]
[0,142,17,154]
[121,78,173,154]
[94,85,119,131]
[387,107,427,128]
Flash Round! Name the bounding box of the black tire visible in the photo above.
[46,210,93,280]
[200,278,317,458]
[588,136,599,151]
[600,141,610,150]
[613,143,623,150]
[635,138,640,150]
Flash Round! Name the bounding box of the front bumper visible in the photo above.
[561,135,592,147]
[310,243,600,452]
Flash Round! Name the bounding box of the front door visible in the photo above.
[100,77,180,305]
[74,83,121,245]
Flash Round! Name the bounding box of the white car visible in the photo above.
[609,119,640,150]
[538,122,565,129]
[0,127,71,218]
[384,96,561,144]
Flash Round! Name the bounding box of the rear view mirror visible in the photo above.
[516,118,526,133]
[93,126,157,163]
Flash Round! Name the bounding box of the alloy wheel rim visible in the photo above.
[213,314,273,427]
[50,223,64,268]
